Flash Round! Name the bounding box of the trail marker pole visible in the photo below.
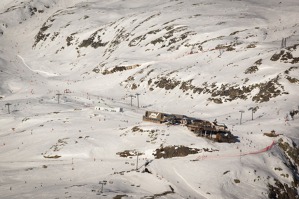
[5,103,11,114]
[240,149,242,164]
[134,150,139,170]
[136,93,140,108]
[239,110,245,125]
[129,95,135,106]
[249,107,254,120]
[99,180,107,193]
[56,93,62,104]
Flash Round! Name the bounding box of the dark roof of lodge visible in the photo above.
[145,111,203,121]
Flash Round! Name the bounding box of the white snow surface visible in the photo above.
[0,0,299,198]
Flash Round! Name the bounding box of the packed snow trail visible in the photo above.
[17,55,58,77]
[173,167,208,199]
[195,141,275,161]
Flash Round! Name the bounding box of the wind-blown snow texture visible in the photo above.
[0,0,299,198]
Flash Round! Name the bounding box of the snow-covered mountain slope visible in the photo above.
[0,0,299,198]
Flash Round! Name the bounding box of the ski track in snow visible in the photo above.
[288,136,299,140]
[173,167,208,199]
[17,55,58,77]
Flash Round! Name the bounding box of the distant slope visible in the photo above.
[2,0,297,106]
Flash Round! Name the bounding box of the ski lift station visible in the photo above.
[94,103,123,112]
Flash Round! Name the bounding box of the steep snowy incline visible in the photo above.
[1,0,297,111]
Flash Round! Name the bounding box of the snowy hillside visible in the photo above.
[0,0,299,198]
